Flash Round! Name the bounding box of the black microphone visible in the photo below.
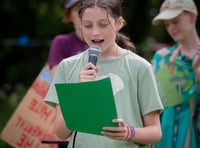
[88,45,101,66]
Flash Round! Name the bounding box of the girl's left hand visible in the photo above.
[192,45,200,81]
[101,119,129,141]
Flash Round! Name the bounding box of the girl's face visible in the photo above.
[81,6,123,57]
[164,12,196,42]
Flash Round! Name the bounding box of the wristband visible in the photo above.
[125,125,135,141]
[124,125,131,141]
[129,125,135,141]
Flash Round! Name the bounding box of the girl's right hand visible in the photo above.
[192,45,200,81]
[79,63,100,82]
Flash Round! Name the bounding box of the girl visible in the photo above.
[152,0,200,147]
[45,0,163,147]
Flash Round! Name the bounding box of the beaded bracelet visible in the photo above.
[129,125,135,141]
[125,125,135,141]
[124,125,131,140]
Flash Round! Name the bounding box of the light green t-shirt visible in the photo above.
[45,49,163,148]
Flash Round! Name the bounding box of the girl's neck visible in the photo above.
[179,31,199,58]
[99,44,124,59]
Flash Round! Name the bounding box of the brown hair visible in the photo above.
[62,2,81,24]
[78,0,136,52]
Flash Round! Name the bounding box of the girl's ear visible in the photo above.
[116,16,125,31]
[190,12,197,23]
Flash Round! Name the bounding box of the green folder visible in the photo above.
[155,65,182,107]
[55,77,118,136]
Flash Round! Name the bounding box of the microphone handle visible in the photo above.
[89,55,98,66]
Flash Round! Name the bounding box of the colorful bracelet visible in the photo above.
[129,125,135,141]
[124,125,131,141]
[125,125,135,141]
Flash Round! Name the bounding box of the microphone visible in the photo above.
[88,45,101,66]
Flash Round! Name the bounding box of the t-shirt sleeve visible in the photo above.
[44,61,66,107]
[138,65,163,115]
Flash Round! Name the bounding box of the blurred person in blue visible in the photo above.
[152,0,200,147]
[48,0,87,77]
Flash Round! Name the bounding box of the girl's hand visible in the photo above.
[101,119,130,141]
[192,45,200,81]
[79,63,100,82]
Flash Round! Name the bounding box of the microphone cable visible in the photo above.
[72,131,77,148]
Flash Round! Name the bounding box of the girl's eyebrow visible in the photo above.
[82,17,108,22]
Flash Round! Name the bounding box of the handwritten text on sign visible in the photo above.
[1,65,59,148]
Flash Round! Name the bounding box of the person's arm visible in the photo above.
[102,111,162,144]
[55,104,72,140]
[192,46,200,81]
[133,111,162,144]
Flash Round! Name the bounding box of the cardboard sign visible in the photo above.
[1,64,59,148]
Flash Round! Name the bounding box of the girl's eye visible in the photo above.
[172,19,179,25]
[164,18,180,27]
[99,23,108,28]
[83,24,92,28]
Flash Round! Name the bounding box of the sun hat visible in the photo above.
[152,0,198,25]
[61,0,80,9]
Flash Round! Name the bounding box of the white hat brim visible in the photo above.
[152,9,183,25]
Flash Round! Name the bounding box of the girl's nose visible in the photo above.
[92,26,100,36]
